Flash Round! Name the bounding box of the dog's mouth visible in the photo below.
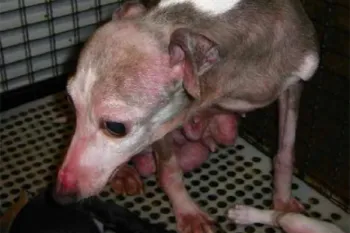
[52,182,80,205]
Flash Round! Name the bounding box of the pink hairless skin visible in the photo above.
[54,1,321,232]
[228,204,345,233]
[111,110,238,194]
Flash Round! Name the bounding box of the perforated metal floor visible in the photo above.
[1,93,349,233]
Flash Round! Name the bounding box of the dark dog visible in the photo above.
[8,184,168,233]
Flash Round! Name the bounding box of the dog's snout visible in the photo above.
[52,181,79,205]
[52,190,78,206]
[58,169,78,192]
[53,169,79,205]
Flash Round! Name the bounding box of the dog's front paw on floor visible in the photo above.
[110,165,144,196]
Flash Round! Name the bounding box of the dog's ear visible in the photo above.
[112,1,147,20]
[168,28,221,99]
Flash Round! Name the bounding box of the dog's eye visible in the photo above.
[104,121,126,137]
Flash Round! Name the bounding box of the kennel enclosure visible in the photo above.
[0,0,349,232]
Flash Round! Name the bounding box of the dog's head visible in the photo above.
[55,2,221,199]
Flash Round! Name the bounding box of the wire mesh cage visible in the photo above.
[0,0,349,225]
[0,0,125,94]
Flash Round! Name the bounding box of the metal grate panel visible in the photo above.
[1,93,349,232]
